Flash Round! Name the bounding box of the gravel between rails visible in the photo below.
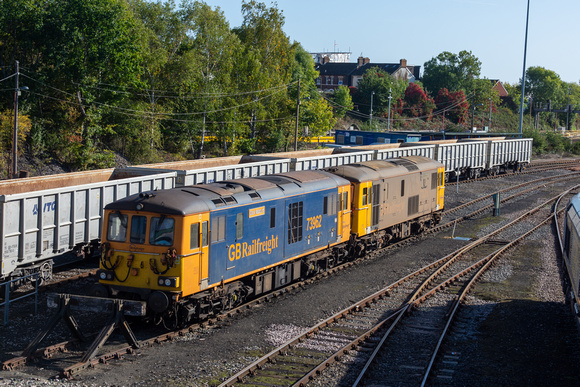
[2,163,580,386]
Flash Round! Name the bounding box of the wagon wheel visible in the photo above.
[32,261,53,286]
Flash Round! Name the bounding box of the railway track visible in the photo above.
[4,158,575,296]
[3,162,579,380]
[218,186,577,386]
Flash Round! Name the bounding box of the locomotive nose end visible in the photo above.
[148,291,169,313]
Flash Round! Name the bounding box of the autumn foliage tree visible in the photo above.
[403,83,435,118]
[435,88,469,124]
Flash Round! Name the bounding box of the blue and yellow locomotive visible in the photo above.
[95,156,444,325]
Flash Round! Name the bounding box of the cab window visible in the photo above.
[190,223,200,249]
[236,213,244,240]
[130,215,147,244]
[191,221,209,250]
[201,221,208,247]
[107,212,128,242]
[362,187,368,206]
[149,217,175,246]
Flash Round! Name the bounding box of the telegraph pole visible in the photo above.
[12,61,20,178]
[387,88,392,131]
[369,91,374,127]
[294,79,300,151]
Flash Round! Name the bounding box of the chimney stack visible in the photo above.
[400,59,407,68]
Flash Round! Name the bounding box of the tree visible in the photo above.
[524,66,565,106]
[300,98,336,138]
[292,45,319,100]
[435,88,469,125]
[177,1,242,158]
[234,0,295,152]
[0,0,143,169]
[422,50,481,96]
[403,83,435,118]
[332,85,354,118]
[0,110,31,178]
[353,67,406,119]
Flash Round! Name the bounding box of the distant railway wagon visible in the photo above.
[335,130,421,146]
[400,138,532,181]
[335,129,512,144]
[483,138,533,174]
[119,157,291,187]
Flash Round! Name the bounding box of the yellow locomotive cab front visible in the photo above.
[97,209,209,308]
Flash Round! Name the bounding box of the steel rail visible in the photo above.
[60,178,580,380]
[8,174,579,379]
[421,192,572,386]
[352,190,567,387]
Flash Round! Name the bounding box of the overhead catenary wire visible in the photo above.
[24,90,295,125]
[71,80,297,99]
[18,71,298,122]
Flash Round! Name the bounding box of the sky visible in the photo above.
[201,0,579,85]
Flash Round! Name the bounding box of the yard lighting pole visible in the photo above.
[566,87,571,131]
[488,98,492,131]
[518,0,530,138]
[387,88,392,131]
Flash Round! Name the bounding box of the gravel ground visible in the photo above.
[2,164,580,386]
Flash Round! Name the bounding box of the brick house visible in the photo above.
[315,57,421,92]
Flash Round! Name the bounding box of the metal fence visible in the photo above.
[1,273,39,325]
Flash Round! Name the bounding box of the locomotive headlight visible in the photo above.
[157,276,178,288]
[97,270,114,281]
[136,203,143,211]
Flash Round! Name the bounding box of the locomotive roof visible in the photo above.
[325,156,442,183]
[104,169,349,215]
